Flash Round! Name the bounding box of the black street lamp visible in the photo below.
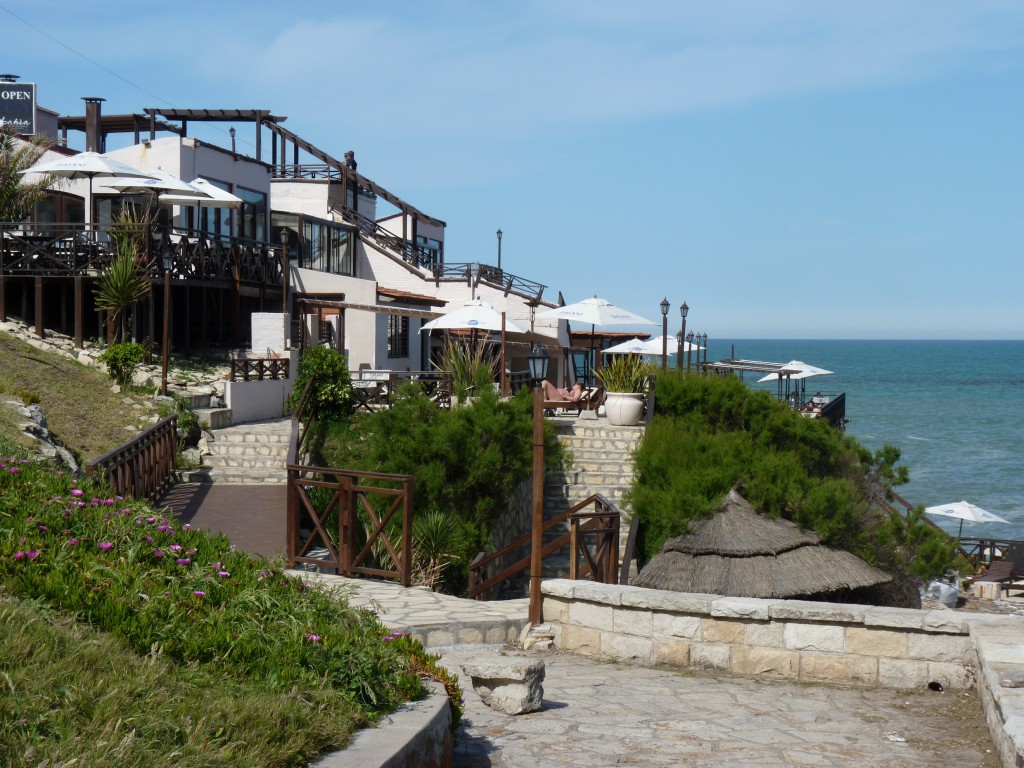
[659,297,670,370]
[496,228,503,272]
[229,126,236,156]
[686,331,695,372]
[701,333,709,368]
[679,302,689,372]
[527,343,549,387]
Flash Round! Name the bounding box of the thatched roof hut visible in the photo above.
[633,488,891,599]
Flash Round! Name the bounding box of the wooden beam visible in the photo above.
[34,277,43,338]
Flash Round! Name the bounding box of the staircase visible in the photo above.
[186,418,292,484]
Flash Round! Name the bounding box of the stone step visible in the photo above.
[202,455,287,470]
[194,407,232,430]
[205,443,290,459]
[202,468,288,484]
[209,431,292,445]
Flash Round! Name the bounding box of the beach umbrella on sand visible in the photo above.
[924,501,1011,538]
[536,296,655,383]
[20,151,152,228]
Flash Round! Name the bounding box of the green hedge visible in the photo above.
[632,372,956,581]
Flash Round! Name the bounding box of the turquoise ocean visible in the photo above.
[700,340,1024,541]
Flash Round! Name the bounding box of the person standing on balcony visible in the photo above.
[344,151,357,172]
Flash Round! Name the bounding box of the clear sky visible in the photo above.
[3,0,1023,339]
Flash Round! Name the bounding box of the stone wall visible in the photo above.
[542,580,975,689]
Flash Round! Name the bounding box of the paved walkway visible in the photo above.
[438,645,998,768]
[158,482,287,559]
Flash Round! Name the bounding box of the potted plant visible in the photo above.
[595,355,651,426]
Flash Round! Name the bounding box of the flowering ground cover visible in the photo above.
[0,442,461,767]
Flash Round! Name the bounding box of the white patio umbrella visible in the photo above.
[420,298,526,333]
[604,335,703,355]
[19,151,152,227]
[535,295,655,383]
[924,501,1011,538]
[756,360,834,383]
[99,167,207,197]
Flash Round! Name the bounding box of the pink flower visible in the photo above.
[68,538,78,545]
[169,543,182,551]
[8,467,19,474]
[98,541,113,552]
[305,633,322,643]
[182,524,191,531]
[217,570,230,578]
[25,550,39,559]
[175,558,190,565]
[193,590,205,598]
[153,550,164,558]
[13,552,25,560]
[71,489,83,497]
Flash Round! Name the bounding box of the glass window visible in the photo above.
[388,315,409,358]
[271,213,300,261]
[414,235,442,269]
[237,186,266,242]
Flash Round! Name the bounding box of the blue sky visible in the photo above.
[3,0,1023,339]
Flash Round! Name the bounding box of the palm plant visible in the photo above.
[95,204,152,343]
[436,335,499,402]
[0,125,57,222]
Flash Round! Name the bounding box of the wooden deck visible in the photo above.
[157,482,287,559]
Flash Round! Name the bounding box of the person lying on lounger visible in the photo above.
[541,380,584,402]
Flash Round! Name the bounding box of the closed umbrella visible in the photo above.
[19,151,152,228]
[924,501,1011,538]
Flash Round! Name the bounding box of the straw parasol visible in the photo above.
[633,487,891,599]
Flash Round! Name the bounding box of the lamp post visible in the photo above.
[229,126,236,156]
[527,343,550,625]
[659,297,670,370]
[160,253,173,396]
[496,228,502,272]
[678,302,688,372]
[686,331,695,373]
[701,333,709,368]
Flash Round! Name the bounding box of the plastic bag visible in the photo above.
[925,579,959,609]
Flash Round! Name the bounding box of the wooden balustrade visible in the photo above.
[84,416,177,504]
[230,357,290,381]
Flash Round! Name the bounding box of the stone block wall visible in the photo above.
[541,580,975,690]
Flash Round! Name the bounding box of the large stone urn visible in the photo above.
[604,392,645,426]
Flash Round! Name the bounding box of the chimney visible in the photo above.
[82,97,105,152]
[0,74,19,83]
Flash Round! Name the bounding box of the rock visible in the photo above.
[132,369,153,387]
[522,623,556,651]
[461,658,545,715]
[110,384,121,394]
[1001,672,1024,688]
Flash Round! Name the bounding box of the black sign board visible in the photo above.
[0,82,36,133]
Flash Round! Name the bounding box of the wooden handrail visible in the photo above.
[85,415,177,504]
[468,492,622,599]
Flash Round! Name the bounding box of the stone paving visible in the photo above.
[438,645,999,768]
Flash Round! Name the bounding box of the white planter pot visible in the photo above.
[604,392,645,426]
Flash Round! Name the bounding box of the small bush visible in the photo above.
[97,342,146,387]
[172,393,201,449]
[289,347,354,421]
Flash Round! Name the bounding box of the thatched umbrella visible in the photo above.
[633,488,890,599]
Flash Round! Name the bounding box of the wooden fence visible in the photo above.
[84,415,177,504]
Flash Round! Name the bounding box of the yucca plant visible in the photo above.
[596,354,652,393]
[436,335,499,402]
[95,204,152,343]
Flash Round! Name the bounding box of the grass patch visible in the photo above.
[0,331,157,463]
[0,402,34,454]
[0,438,462,765]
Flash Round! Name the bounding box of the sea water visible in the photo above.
[701,340,1024,540]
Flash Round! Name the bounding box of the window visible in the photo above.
[272,213,352,275]
[414,235,442,269]
[236,186,267,242]
[387,315,409,358]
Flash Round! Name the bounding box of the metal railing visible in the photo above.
[433,261,546,302]
[84,415,177,504]
[468,492,623,600]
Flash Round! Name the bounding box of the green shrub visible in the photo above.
[97,342,146,387]
[631,371,957,582]
[319,387,566,590]
[289,346,354,421]
[172,393,201,449]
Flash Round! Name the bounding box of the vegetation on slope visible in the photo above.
[631,372,957,582]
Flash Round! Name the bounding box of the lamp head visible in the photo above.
[660,297,670,317]
[680,301,689,319]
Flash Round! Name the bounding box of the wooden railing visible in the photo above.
[286,466,414,585]
[84,415,177,504]
[230,357,289,381]
[468,493,622,600]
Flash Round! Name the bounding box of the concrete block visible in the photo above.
[769,600,865,624]
[461,658,545,715]
[652,638,691,668]
[710,596,775,620]
[621,588,713,615]
[601,631,653,662]
[927,661,975,690]
[744,620,785,649]
[730,646,799,679]
[783,623,845,653]
[845,627,909,658]
[613,607,653,637]
[689,642,730,671]
[561,624,601,656]
[908,633,974,664]
[862,606,925,630]
[543,596,570,624]
[799,653,877,685]
[702,617,746,644]
[651,612,701,640]
[569,601,614,631]
[878,658,929,689]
